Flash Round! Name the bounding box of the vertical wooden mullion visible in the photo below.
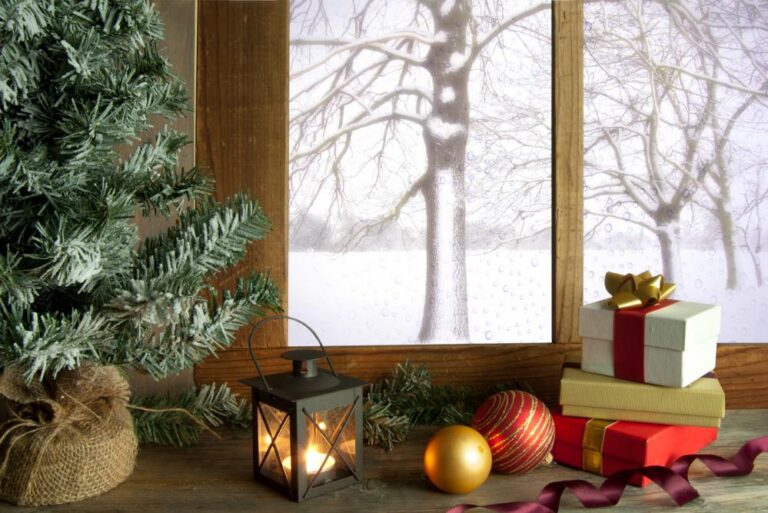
[196,0,289,348]
[552,0,584,344]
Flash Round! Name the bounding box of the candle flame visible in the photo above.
[282,445,336,474]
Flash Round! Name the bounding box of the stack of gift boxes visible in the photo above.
[553,272,725,487]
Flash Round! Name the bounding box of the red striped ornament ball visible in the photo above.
[471,390,555,474]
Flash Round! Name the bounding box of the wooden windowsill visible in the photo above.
[6,410,766,513]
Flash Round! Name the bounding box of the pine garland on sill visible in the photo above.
[363,361,532,451]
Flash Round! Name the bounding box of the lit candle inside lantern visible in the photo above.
[282,445,336,474]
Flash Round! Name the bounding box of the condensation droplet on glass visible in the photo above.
[503,285,510,293]
[381,308,389,317]
[588,270,595,279]
[493,281,499,288]
[530,258,538,267]
[604,223,613,233]
[695,279,703,289]
[485,331,493,341]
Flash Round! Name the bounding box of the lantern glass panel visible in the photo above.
[257,402,292,486]
[303,404,356,490]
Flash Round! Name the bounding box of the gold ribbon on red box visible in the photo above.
[604,271,676,310]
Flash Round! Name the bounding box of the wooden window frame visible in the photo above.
[194,0,768,407]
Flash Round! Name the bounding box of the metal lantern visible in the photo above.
[241,316,365,502]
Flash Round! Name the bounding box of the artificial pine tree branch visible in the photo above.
[131,383,250,447]
[0,0,281,388]
[109,272,281,379]
[0,307,113,381]
[0,252,38,305]
[137,193,271,277]
[363,362,530,451]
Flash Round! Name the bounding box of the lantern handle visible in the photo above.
[247,315,338,391]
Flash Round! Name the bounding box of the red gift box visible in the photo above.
[552,411,718,487]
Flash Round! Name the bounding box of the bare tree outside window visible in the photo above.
[288,0,552,345]
[584,0,768,342]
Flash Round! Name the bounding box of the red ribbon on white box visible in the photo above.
[612,299,677,383]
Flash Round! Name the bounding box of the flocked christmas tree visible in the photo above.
[0,0,280,444]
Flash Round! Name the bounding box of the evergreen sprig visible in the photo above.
[364,362,531,451]
[131,383,250,447]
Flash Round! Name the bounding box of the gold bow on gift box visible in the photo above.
[604,271,676,310]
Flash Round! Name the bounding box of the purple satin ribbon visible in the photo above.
[447,436,768,513]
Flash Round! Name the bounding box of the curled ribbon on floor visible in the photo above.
[604,271,676,310]
[446,436,768,513]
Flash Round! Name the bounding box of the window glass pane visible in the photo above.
[584,0,768,342]
[303,405,356,488]
[257,403,292,486]
[289,0,552,345]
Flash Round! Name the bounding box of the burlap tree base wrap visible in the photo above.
[0,366,138,506]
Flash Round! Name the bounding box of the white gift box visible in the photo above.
[579,300,721,388]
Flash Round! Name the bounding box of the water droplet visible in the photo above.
[588,270,595,279]
[503,285,510,293]
[485,330,493,340]
[695,279,703,289]
[381,308,389,317]
[605,223,613,233]
[530,258,538,267]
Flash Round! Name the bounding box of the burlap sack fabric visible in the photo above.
[0,365,138,506]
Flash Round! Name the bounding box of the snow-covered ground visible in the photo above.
[288,249,552,345]
[288,248,768,345]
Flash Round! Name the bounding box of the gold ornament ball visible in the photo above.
[423,425,492,494]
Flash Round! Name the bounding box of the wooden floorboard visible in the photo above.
[5,410,766,513]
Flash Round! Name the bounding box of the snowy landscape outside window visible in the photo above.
[584,0,768,342]
[288,0,552,345]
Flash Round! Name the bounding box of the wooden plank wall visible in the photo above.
[194,0,768,408]
[553,1,583,344]
[196,0,289,350]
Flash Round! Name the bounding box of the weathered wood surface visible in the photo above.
[196,0,289,349]
[198,343,581,406]
[197,344,768,409]
[4,410,766,513]
[553,0,584,344]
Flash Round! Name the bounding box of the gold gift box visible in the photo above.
[559,367,725,428]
